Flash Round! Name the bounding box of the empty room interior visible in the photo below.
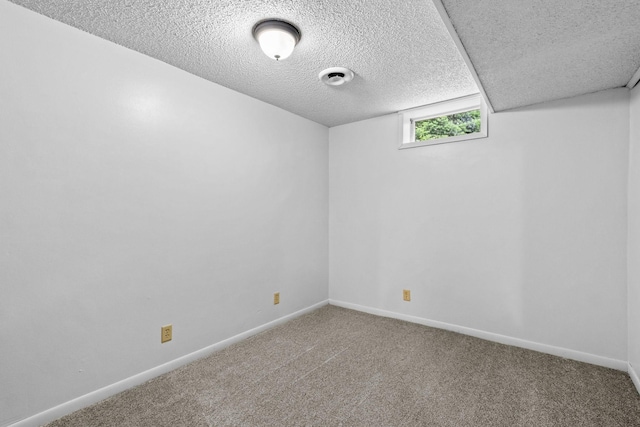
[3,0,640,425]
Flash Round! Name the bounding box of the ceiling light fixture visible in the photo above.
[252,19,301,61]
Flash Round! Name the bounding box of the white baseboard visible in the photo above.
[329,299,628,372]
[630,363,640,396]
[9,299,329,427]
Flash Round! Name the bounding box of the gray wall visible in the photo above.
[629,84,640,380]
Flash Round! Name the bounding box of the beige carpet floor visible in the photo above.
[46,305,640,426]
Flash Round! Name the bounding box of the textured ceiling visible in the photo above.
[8,0,479,127]
[440,0,640,112]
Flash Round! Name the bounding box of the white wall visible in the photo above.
[629,84,640,381]
[329,89,629,363]
[0,2,328,425]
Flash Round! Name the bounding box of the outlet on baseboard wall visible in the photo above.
[274,292,280,305]
[161,325,172,343]
[403,289,411,302]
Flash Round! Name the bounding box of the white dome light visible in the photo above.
[253,20,301,61]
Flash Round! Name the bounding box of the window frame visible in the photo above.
[398,94,488,150]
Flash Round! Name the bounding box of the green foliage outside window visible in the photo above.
[414,109,481,141]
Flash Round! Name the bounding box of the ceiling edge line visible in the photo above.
[431,0,495,114]
[627,65,640,90]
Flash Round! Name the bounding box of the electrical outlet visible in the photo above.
[403,289,411,302]
[161,324,172,343]
[274,292,280,305]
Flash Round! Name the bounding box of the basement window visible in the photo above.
[399,94,488,149]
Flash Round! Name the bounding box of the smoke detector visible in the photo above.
[319,67,354,86]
